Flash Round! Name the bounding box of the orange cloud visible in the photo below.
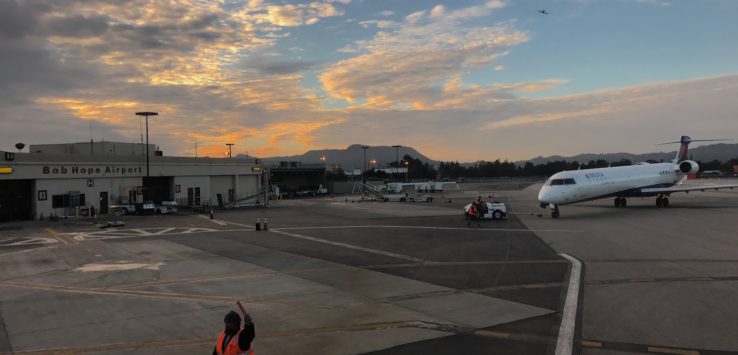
[35,98,172,125]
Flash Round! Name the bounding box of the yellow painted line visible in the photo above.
[113,266,341,289]
[648,346,699,355]
[473,330,510,339]
[46,228,74,245]
[0,281,336,309]
[523,283,548,289]
[630,278,656,283]
[685,277,712,282]
[581,340,603,348]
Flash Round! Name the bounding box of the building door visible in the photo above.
[0,180,33,221]
[195,187,201,206]
[99,192,108,215]
[187,188,193,206]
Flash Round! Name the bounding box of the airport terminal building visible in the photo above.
[0,141,264,221]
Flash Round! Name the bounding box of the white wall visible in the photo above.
[210,176,233,205]
[173,176,210,205]
[35,177,141,218]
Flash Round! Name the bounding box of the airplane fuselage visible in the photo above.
[538,162,684,206]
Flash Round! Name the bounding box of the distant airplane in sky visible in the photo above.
[538,9,549,15]
[538,136,738,218]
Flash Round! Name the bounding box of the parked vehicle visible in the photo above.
[156,201,178,214]
[135,201,156,215]
[464,202,508,220]
[109,204,135,215]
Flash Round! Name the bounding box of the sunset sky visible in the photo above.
[1,0,737,161]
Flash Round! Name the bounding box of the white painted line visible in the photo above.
[1,237,59,247]
[198,214,229,226]
[65,227,252,241]
[222,220,257,229]
[270,229,427,263]
[556,253,582,355]
[272,225,583,233]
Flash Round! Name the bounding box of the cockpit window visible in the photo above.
[548,178,576,186]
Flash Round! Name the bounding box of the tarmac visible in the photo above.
[1,178,737,354]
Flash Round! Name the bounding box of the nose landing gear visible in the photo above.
[551,205,560,219]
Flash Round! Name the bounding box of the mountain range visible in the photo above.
[238,143,738,168]
[522,143,738,166]
[239,144,437,170]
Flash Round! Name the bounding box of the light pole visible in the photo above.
[404,160,409,182]
[361,146,368,185]
[392,145,401,176]
[135,111,158,177]
[226,143,234,158]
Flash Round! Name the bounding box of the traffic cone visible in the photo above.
[256,218,261,231]
[210,208,214,219]
[263,218,268,231]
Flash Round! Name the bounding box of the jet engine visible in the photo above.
[678,160,699,175]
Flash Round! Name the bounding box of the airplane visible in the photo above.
[538,9,549,15]
[538,136,738,218]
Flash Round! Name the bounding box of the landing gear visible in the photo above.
[614,197,627,207]
[656,195,670,207]
[551,205,560,219]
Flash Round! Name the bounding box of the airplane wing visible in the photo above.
[641,184,738,194]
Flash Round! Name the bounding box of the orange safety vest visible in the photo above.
[216,330,254,355]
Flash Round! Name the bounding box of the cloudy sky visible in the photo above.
[1,0,737,161]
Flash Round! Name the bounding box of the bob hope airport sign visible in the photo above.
[42,165,143,177]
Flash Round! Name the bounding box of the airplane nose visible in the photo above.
[538,186,551,204]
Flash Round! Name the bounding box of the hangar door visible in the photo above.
[0,180,33,221]
[143,177,173,203]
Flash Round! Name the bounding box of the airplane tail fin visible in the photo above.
[676,135,691,163]
[657,136,732,163]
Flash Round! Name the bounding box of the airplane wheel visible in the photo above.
[552,210,560,219]
[656,198,662,207]
[614,198,621,207]
[662,198,669,207]
[621,198,627,207]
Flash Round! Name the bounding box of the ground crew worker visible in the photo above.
[474,196,487,215]
[213,301,255,355]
